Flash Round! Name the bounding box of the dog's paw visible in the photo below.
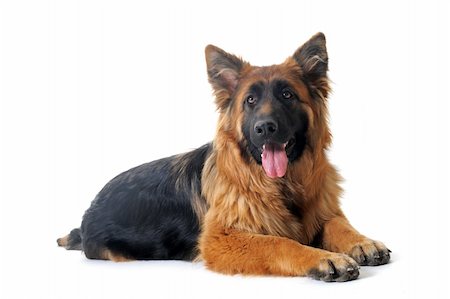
[349,240,390,266]
[308,253,359,282]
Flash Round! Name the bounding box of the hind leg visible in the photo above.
[57,228,133,262]
[98,249,133,262]
[83,242,134,262]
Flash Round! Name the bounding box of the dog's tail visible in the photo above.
[57,228,82,250]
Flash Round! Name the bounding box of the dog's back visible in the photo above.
[58,144,211,261]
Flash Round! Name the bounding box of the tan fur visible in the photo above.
[100,249,133,262]
[199,38,388,278]
[322,217,367,253]
[57,235,69,247]
[199,221,352,276]
[258,102,273,115]
[173,153,208,223]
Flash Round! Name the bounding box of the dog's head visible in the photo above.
[206,33,331,179]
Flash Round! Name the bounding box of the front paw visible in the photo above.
[349,240,390,266]
[308,253,360,282]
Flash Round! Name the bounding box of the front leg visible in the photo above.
[321,216,391,266]
[199,224,359,282]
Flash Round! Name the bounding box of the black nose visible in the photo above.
[254,119,278,138]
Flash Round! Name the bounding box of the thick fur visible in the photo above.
[58,33,389,281]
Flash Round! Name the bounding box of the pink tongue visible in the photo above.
[261,143,288,178]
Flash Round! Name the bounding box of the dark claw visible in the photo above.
[328,260,338,279]
[308,258,360,282]
[351,243,391,266]
[379,250,391,265]
[359,246,368,265]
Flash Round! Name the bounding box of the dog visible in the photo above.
[57,33,390,282]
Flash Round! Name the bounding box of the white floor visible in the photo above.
[3,244,442,299]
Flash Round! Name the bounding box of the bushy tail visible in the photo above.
[57,228,82,250]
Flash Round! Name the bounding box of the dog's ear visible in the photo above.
[293,32,330,98]
[205,45,246,111]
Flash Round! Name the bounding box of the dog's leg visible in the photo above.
[199,226,359,282]
[100,249,133,262]
[321,216,390,266]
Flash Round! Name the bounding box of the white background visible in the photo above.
[1,0,449,298]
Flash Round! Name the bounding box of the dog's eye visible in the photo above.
[246,95,256,105]
[282,89,293,99]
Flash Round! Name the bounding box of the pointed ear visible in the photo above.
[205,45,246,110]
[293,32,330,98]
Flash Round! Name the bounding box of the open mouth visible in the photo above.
[260,138,296,178]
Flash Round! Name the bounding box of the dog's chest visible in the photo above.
[232,190,311,244]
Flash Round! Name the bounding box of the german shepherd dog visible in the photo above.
[58,33,390,282]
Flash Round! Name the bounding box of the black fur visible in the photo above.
[58,37,325,262]
[241,79,309,164]
[64,228,82,250]
[74,144,211,260]
[293,32,328,84]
